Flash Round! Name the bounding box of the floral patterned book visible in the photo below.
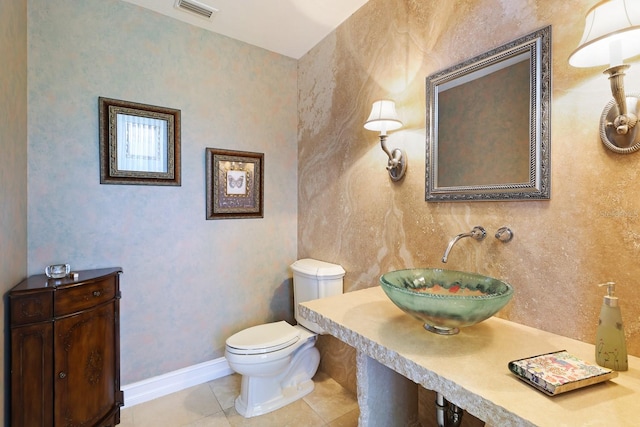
[508,350,618,396]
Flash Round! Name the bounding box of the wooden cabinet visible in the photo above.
[9,267,124,427]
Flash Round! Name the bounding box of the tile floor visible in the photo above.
[119,372,359,427]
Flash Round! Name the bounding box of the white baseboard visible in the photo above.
[122,357,233,407]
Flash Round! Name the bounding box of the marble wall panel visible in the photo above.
[299,0,640,384]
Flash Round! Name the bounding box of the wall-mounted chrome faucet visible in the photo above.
[441,226,486,263]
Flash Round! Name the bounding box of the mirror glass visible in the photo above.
[426,26,551,201]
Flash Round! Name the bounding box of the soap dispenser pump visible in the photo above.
[595,282,628,371]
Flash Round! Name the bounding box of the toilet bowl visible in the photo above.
[224,259,345,418]
[225,321,320,417]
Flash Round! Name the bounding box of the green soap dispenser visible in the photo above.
[595,282,628,371]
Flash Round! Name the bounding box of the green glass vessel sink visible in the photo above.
[379,268,514,335]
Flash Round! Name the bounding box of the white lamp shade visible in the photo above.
[364,100,403,134]
[569,0,640,67]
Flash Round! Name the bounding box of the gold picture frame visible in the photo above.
[99,97,181,186]
[206,148,264,220]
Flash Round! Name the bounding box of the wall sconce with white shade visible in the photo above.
[569,0,640,153]
[364,100,406,181]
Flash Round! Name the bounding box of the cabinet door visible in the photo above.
[11,322,54,427]
[54,302,116,427]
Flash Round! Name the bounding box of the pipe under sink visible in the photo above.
[436,392,463,427]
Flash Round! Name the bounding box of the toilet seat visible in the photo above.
[226,321,301,355]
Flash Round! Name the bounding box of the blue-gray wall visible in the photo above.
[27,0,298,384]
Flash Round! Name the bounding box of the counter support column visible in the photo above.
[356,350,419,426]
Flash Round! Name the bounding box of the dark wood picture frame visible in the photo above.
[99,97,181,186]
[206,148,264,220]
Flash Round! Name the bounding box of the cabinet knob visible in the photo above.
[93,290,102,297]
[59,372,66,379]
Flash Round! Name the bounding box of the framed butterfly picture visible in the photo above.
[206,148,264,220]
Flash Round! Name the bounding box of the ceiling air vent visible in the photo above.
[174,0,218,19]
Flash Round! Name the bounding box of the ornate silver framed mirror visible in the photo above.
[426,26,551,201]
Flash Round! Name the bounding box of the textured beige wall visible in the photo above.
[0,0,28,424]
[299,0,640,389]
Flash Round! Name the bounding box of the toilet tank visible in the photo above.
[291,258,345,334]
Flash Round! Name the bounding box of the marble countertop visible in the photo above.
[299,286,640,427]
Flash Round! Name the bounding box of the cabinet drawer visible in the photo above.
[55,278,116,316]
[10,292,54,325]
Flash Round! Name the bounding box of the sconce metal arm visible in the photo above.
[380,135,399,169]
[379,134,407,181]
[605,65,638,135]
[599,65,640,153]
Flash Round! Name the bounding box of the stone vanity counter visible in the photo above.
[299,287,640,427]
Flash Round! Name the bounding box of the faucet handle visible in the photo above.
[495,226,513,242]
[470,226,486,240]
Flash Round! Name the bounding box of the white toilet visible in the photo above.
[224,258,345,418]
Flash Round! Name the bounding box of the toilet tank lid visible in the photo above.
[291,258,345,279]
